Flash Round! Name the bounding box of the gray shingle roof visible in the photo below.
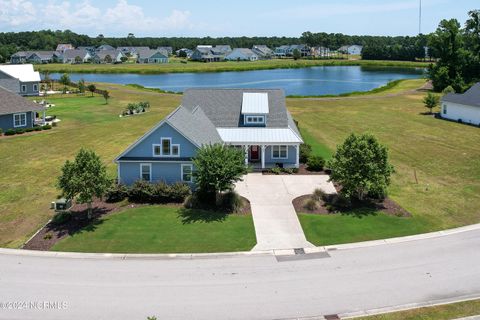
[181,88,289,128]
[0,86,44,116]
[137,49,167,59]
[167,105,222,146]
[442,83,480,107]
[62,49,89,60]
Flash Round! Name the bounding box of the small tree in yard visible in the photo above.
[78,79,86,95]
[292,49,301,60]
[88,84,96,96]
[328,133,394,201]
[59,73,70,93]
[423,92,440,114]
[192,144,247,205]
[57,148,111,219]
[102,90,110,104]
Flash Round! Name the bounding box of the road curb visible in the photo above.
[340,294,480,319]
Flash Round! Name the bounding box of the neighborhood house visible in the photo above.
[0,87,45,132]
[441,83,480,126]
[115,89,303,186]
[0,64,41,96]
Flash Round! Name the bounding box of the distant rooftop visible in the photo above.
[0,64,41,82]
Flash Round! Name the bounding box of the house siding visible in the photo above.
[442,101,480,125]
[264,145,297,166]
[0,111,35,132]
[118,122,199,186]
[0,72,20,93]
[19,81,40,96]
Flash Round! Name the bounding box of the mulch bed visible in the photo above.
[292,194,411,217]
[262,164,330,175]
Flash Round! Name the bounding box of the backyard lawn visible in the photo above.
[52,206,256,253]
[0,79,479,249]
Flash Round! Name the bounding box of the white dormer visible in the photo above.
[242,93,269,126]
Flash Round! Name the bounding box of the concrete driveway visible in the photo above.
[235,173,336,251]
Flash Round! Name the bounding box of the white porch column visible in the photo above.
[244,145,249,166]
[295,144,300,168]
[261,145,266,169]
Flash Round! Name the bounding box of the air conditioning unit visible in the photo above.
[51,198,72,212]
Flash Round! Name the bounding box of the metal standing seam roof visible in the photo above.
[442,83,480,107]
[241,92,269,114]
[0,64,41,82]
[0,86,45,115]
[216,128,303,144]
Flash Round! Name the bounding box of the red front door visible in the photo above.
[250,146,259,161]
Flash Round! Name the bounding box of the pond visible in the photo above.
[49,66,425,96]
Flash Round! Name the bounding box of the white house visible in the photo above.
[441,83,480,126]
[338,45,363,55]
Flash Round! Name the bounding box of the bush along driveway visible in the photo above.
[235,173,336,251]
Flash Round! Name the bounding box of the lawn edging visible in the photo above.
[2,221,480,259]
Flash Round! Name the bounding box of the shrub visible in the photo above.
[270,167,282,175]
[283,168,296,174]
[307,155,325,171]
[0,128,2,135]
[299,143,312,163]
[52,122,57,127]
[312,188,326,202]
[184,192,203,209]
[51,211,71,225]
[168,183,191,203]
[25,127,35,132]
[15,128,25,134]
[105,184,129,203]
[43,233,53,240]
[219,190,243,213]
[304,198,319,211]
[5,129,15,136]
[42,124,52,130]
[34,126,42,131]
[128,180,155,203]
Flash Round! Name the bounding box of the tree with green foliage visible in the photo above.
[292,49,301,60]
[328,133,394,201]
[102,90,110,104]
[59,73,70,93]
[78,79,86,95]
[192,144,247,205]
[104,55,113,64]
[74,56,82,64]
[57,149,111,219]
[87,84,96,96]
[423,92,440,114]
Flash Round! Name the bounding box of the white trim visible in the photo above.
[13,113,27,128]
[172,144,180,157]
[117,163,121,184]
[118,160,192,163]
[152,144,162,157]
[244,115,265,125]
[271,145,288,160]
[160,137,172,156]
[181,164,193,183]
[140,163,152,182]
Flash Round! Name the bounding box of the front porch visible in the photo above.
[237,144,300,170]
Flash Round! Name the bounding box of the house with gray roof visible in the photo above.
[191,45,232,62]
[115,88,303,186]
[96,44,115,51]
[225,48,259,61]
[338,45,363,55]
[252,45,274,59]
[26,51,62,64]
[441,83,480,126]
[0,64,41,96]
[10,51,33,64]
[136,49,168,64]
[56,44,74,52]
[0,86,45,132]
[157,46,173,56]
[92,50,125,64]
[61,49,91,64]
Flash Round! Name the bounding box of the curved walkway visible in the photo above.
[1,227,480,320]
[235,173,336,251]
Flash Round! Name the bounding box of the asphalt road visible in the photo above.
[1,229,480,320]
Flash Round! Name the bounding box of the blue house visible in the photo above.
[115,89,303,186]
[0,86,45,132]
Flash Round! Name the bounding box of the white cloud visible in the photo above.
[0,0,196,35]
[0,0,36,26]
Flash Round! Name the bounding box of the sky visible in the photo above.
[0,0,478,37]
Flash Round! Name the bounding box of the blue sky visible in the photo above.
[0,0,477,37]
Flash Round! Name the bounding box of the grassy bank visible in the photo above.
[35,59,430,75]
[52,206,256,253]
[0,79,479,249]
[353,299,480,320]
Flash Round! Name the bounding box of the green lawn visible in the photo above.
[353,299,480,320]
[35,59,430,75]
[52,206,256,253]
[1,79,479,250]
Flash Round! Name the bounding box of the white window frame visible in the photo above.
[181,164,193,183]
[154,138,180,157]
[33,84,38,92]
[21,85,27,93]
[140,163,152,182]
[245,115,265,125]
[13,113,27,128]
[271,145,288,160]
